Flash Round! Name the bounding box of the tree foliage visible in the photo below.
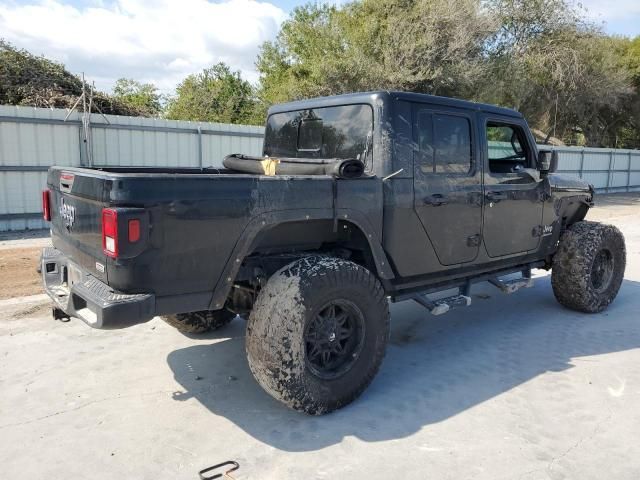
[165,63,258,124]
[2,2,640,146]
[256,0,639,148]
[112,78,163,117]
[613,36,640,147]
[256,0,495,103]
[0,40,149,116]
[482,0,632,146]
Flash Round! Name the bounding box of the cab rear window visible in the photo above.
[264,104,373,166]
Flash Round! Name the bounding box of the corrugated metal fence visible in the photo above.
[489,143,640,191]
[0,105,264,231]
[1,105,639,231]
[553,147,640,192]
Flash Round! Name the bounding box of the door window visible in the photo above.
[486,123,530,173]
[416,111,472,175]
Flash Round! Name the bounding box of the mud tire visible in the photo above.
[246,256,390,415]
[162,309,235,334]
[551,221,625,313]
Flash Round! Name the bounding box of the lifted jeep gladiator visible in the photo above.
[41,91,626,414]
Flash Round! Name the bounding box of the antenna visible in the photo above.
[63,73,110,167]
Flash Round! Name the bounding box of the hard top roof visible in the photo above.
[267,90,522,118]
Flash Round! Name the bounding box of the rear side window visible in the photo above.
[264,104,373,166]
[416,110,472,174]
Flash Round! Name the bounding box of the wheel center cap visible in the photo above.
[328,332,336,342]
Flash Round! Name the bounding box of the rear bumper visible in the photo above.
[41,247,155,329]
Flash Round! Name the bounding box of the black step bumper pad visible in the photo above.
[40,247,155,329]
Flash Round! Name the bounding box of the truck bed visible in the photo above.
[44,166,382,325]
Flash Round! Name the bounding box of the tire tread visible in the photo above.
[551,221,625,313]
[246,255,389,414]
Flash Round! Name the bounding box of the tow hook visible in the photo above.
[52,307,70,322]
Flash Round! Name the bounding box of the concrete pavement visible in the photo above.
[1,194,639,480]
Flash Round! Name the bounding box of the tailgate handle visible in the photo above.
[60,181,74,193]
[59,172,75,193]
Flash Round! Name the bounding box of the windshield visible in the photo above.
[263,104,373,166]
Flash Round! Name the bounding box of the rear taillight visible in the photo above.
[102,208,118,257]
[42,189,51,221]
[128,219,141,243]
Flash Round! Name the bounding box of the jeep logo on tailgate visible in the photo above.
[59,198,76,228]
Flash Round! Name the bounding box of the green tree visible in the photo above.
[483,0,632,147]
[166,63,258,124]
[612,36,640,148]
[625,36,640,85]
[112,78,163,117]
[0,40,148,116]
[255,0,636,147]
[255,0,495,106]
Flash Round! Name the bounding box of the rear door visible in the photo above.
[412,106,483,266]
[480,116,545,257]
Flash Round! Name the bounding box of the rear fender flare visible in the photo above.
[208,208,394,310]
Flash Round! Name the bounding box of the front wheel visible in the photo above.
[246,256,390,415]
[551,221,626,313]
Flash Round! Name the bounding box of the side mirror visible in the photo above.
[537,150,558,174]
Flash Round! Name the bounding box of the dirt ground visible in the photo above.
[0,193,639,480]
[0,247,45,300]
[0,229,51,299]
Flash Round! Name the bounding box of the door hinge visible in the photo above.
[467,233,481,247]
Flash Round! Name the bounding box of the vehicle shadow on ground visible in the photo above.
[167,275,640,452]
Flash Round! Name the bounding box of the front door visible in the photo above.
[412,107,483,266]
[481,117,545,257]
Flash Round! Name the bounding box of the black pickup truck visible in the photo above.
[41,91,626,414]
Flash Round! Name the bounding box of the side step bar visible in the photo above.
[411,267,534,315]
[412,293,471,315]
[488,277,533,294]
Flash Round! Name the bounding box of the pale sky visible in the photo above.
[0,0,637,94]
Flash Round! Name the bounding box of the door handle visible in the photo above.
[486,191,507,202]
[423,194,448,206]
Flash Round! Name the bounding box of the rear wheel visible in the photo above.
[246,256,390,415]
[551,221,626,313]
[162,309,235,334]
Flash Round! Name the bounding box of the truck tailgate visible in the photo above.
[47,168,109,283]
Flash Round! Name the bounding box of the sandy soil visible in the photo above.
[0,247,43,300]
